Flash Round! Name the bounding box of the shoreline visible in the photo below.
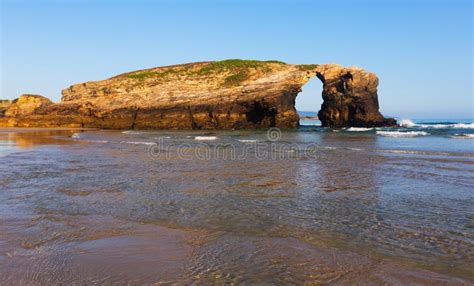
[1,215,471,285]
[1,126,473,283]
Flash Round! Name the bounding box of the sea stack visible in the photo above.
[0,60,396,129]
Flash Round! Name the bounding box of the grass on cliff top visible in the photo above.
[196,59,286,75]
[127,69,182,80]
[297,64,319,71]
[126,59,287,86]
[223,70,248,86]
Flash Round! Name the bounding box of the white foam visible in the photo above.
[84,140,108,144]
[120,141,156,146]
[380,149,423,155]
[452,123,474,129]
[122,131,142,135]
[450,134,474,139]
[399,119,474,129]
[345,147,363,151]
[321,146,337,150]
[70,133,108,143]
[399,119,416,127]
[194,136,218,141]
[346,127,373,132]
[376,131,429,137]
[414,123,474,129]
[238,139,258,143]
[155,136,171,139]
[418,124,449,129]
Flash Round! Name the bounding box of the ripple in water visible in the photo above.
[0,127,473,284]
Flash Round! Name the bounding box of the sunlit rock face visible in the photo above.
[315,65,397,127]
[0,100,12,117]
[4,95,52,117]
[0,60,396,129]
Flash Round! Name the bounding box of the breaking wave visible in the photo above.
[380,149,425,155]
[450,134,474,139]
[416,123,474,129]
[399,119,474,129]
[345,147,363,151]
[399,119,416,127]
[194,136,218,141]
[377,131,429,137]
[238,139,258,143]
[346,127,373,132]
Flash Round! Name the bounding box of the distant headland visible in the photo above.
[0,59,396,129]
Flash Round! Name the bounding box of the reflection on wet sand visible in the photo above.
[0,215,197,284]
[0,128,473,284]
[1,215,469,285]
[0,128,83,148]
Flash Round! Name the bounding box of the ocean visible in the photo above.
[0,118,473,284]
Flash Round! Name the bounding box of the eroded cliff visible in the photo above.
[0,60,396,129]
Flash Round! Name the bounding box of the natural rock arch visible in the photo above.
[294,75,322,119]
[305,64,396,128]
[0,60,396,129]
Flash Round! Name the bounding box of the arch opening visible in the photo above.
[295,76,323,126]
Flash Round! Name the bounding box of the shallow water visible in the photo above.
[0,122,473,285]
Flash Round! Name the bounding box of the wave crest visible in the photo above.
[399,119,416,127]
[194,136,218,141]
[399,119,474,129]
[346,127,373,132]
[377,131,429,137]
[450,134,474,139]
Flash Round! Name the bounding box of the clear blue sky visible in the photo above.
[1,0,472,119]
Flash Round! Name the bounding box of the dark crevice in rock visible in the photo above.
[311,69,396,128]
[208,110,219,127]
[131,108,139,129]
[188,106,201,130]
[245,101,277,127]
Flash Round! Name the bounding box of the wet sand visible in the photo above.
[1,128,473,284]
[1,214,470,285]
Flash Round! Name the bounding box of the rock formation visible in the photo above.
[4,95,52,117]
[0,100,12,117]
[0,60,396,129]
[315,65,396,127]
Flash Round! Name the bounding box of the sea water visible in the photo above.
[0,119,473,284]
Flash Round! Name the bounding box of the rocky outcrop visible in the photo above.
[0,100,12,117]
[315,65,397,127]
[0,60,396,129]
[4,95,52,117]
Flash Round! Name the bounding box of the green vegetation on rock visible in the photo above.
[297,64,319,71]
[126,59,287,86]
[127,71,156,79]
[223,71,248,86]
[127,69,183,80]
[200,59,286,86]
[197,59,286,75]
